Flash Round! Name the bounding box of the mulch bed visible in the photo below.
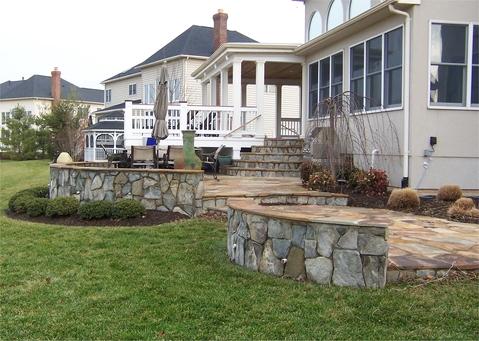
[346,190,479,225]
[6,210,188,227]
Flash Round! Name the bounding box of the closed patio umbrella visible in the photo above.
[152,66,169,140]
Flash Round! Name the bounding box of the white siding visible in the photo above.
[185,59,207,105]
[141,60,184,103]
[104,75,142,106]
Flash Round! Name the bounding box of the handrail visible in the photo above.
[280,123,300,136]
[224,114,262,138]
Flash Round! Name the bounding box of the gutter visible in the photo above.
[388,2,411,188]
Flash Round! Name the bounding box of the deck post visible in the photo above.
[232,60,242,136]
[179,102,188,134]
[210,77,217,106]
[220,69,229,105]
[124,101,133,150]
[255,61,265,138]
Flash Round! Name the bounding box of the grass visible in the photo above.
[0,160,478,339]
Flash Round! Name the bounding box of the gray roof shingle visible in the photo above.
[0,75,104,103]
[85,120,124,131]
[104,25,256,82]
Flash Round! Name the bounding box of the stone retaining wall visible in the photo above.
[50,163,204,216]
[227,198,389,288]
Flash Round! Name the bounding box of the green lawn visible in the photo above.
[0,160,478,340]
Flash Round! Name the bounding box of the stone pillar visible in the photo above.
[255,61,265,138]
[232,61,242,132]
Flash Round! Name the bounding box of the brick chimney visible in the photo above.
[213,9,228,51]
[51,67,61,104]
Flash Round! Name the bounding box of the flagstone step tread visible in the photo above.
[233,160,303,164]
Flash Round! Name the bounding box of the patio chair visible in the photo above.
[131,145,158,168]
[201,144,225,180]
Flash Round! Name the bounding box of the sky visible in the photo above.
[1,0,304,89]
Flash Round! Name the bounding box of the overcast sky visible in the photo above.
[1,0,304,89]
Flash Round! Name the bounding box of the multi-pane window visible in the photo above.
[430,23,479,107]
[128,83,137,96]
[350,26,403,112]
[308,62,319,117]
[105,89,111,103]
[169,79,180,102]
[143,84,155,104]
[308,52,343,117]
[1,112,11,125]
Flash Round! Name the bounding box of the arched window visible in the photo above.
[116,134,124,148]
[86,135,89,148]
[308,11,322,41]
[96,134,114,147]
[350,0,371,18]
[90,135,94,147]
[327,0,344,31]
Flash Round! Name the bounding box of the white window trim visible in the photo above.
[427,20,479,110]
[105,89,112,103]
[128,83,137,96]
[347,24,404,114]
[308,10,322,41]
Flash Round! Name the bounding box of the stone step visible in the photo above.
[240,152,303,162]
[225,167,300,177]
[232,159,302,170]
[251,145,303,154]
[264,138,304,148]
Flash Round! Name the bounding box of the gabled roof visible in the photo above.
[104,25,256,83]
[0,75,104,103]
[138,25,257,67]
[85,120,124,131]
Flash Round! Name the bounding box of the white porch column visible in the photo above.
[210,76,217,106]
[220,69,229,106]
[255,61,265,138]
[276,85,283,138]
[93,133,97,161]
[201,82,208,105]
[232,60,242,132]
[301,62,308,138]
[124,101,133,150]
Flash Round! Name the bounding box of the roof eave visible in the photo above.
[137,54,209,70]
[295,0,420,56]
[192,43,301,78]
[102,72,142,85]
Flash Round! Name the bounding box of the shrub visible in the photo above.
[112,199,145,219]
[308,167,335,192]
[8,186,49,212]
[11,195,33,214]
[452,197,475,211]
[348,168,367,190]
[448,198,479,218]
[356,168,389,196]
[26,198,49,217]
[79,201,113,220]
[437,185,462,201]
[387,188,420,210]
[299,160,317,185]
[45,197,80,217]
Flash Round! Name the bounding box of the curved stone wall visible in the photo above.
[227,198,389,288]
[50,163,204,217]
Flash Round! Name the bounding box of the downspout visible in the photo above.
[389,3,410,188]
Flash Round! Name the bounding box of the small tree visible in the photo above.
[0,106,38,160]
[39,99,89,161]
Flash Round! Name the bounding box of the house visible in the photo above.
[194,0,478,189]
[0,68,104,147]
[85,10,302,161]
[295,0,478,189]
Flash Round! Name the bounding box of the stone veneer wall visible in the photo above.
[227,201,389,288]
[50,163,204,217]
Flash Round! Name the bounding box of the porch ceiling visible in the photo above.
[227,61,302,83]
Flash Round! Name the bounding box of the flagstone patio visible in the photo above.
[205,176,479,281]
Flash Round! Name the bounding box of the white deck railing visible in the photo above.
[124,102,260,146]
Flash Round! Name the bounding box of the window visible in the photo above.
[349,0,371,19]
[308,62,318,117]
[144,84,155,104]
[105,89,111,103]
[1,112,11,125]
[86,135,89,148]
[350,26,403,112]
[308,52,343,117]
[430,23,479,107]
[169,79,180,102]
[327,0,344,31]
[128,83,137,96]
[309,11,322,41]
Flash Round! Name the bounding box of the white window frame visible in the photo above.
[307,49,344,119]
[347,24,404,114]
[308,10,323,41]
[128,83,137,96]
[105,89,111,103]
[326,0,345,32]
[428,20,479,110]
[143,83,156,104]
